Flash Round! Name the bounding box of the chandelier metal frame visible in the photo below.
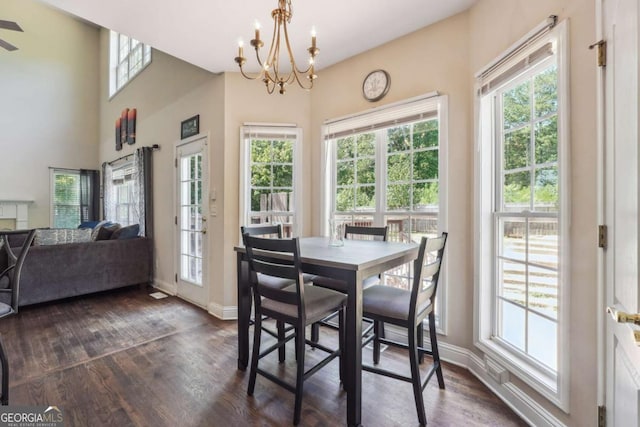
[234,0,318,94]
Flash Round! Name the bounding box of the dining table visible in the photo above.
[234,236,419,427]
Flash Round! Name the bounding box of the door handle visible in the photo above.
[607,306,640,326]
[201,228,207,235]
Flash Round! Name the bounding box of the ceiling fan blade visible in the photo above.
[0,20,22,32]
[0,39,18,51]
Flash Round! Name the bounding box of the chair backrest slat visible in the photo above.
[344,225,388,241]
[410,232,447,320]
[241,224,283,238]
[242,234,305,316]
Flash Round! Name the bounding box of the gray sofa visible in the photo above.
[0,236,153,306]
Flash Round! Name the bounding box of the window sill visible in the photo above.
[476,337,568,412]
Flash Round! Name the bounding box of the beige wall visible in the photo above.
[97,29,225,299]
[0,0,99,227]
[220,73,312,308]
[469,1,596,425]
[7,0,598,424]
[310,11,473,348]
[309,0,596,425]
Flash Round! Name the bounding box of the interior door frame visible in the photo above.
[174,132,210,308]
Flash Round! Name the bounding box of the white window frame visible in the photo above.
[50,169,81,228]
[109,31,152,98]
[322,93,448,333]
[474,19,570,410]
[239,124,303,240]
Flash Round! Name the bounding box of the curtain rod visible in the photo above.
[475,15,558,80]
[323,91,440,126]
[104,144,160,166]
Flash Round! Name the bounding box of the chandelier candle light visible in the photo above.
[234,0,319,94]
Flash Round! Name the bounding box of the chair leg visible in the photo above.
[247,312,263,396]
[293,324,306,426]
[429,312,445,389]
[373,320,381,365]
[339,308,345,388]
[277,321,286,363]
[417,322,424,364]
[408,325,427,426]
[310,322,320,344]
[0,336,8,406]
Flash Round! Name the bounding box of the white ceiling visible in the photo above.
[39,0,477,73]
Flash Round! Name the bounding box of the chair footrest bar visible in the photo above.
[303,349,340,381]
[256,368,296,394]
[304,339,336,354]
[362,363,412,383]
[258,333,296,359]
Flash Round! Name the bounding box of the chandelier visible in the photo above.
[234,0,319,94]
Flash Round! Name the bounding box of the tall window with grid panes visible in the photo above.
[325,95,447,327]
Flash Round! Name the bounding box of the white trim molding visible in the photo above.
[153,279,177,296]
[208,302,237,320]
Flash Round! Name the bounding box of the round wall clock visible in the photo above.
[362,69,390,102]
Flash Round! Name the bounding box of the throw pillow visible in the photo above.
[34,228,92,245]
[111,224,140,240]
[95,223,120,241]
[78,221,100,230]
[90,220,114,240]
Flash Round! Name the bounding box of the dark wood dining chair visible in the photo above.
[361,232,448,426]
[241,224,293,362]
[0,229,36,405]
[243,234,346,425]
[311,225,388,342]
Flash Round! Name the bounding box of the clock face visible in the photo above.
[363,70,390,102]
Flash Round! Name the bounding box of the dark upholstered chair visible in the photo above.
[0,229,36,405]
[311,225,388,342]
[361,232,448,426]
[243,235,346,425]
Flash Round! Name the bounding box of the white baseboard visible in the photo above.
[152,279,177,296]
[380,325,564,427]
[438,343,564,426]
[208,302,237,320]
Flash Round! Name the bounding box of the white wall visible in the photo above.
[0,0,100,227]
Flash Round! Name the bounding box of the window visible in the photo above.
[240,125,302,238]
[103,148,153,236]
[50,169,100,228]
[475,20,569,408]
[109,31,152,97]
[51,170,81,228]
[324,94,448,329]
[111,163,136,226]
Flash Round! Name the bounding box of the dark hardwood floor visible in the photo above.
[1,287,526,426]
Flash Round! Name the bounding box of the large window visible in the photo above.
[50,169,100,228]
[110,163,136,226]
[109,31,152,97]
[475,20,569,408]
[240,125,302,238]
[324,94,447,328]
[51,170,81,228]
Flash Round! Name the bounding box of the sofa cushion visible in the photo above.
[34,229,92,246]
[111,224,140,240]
